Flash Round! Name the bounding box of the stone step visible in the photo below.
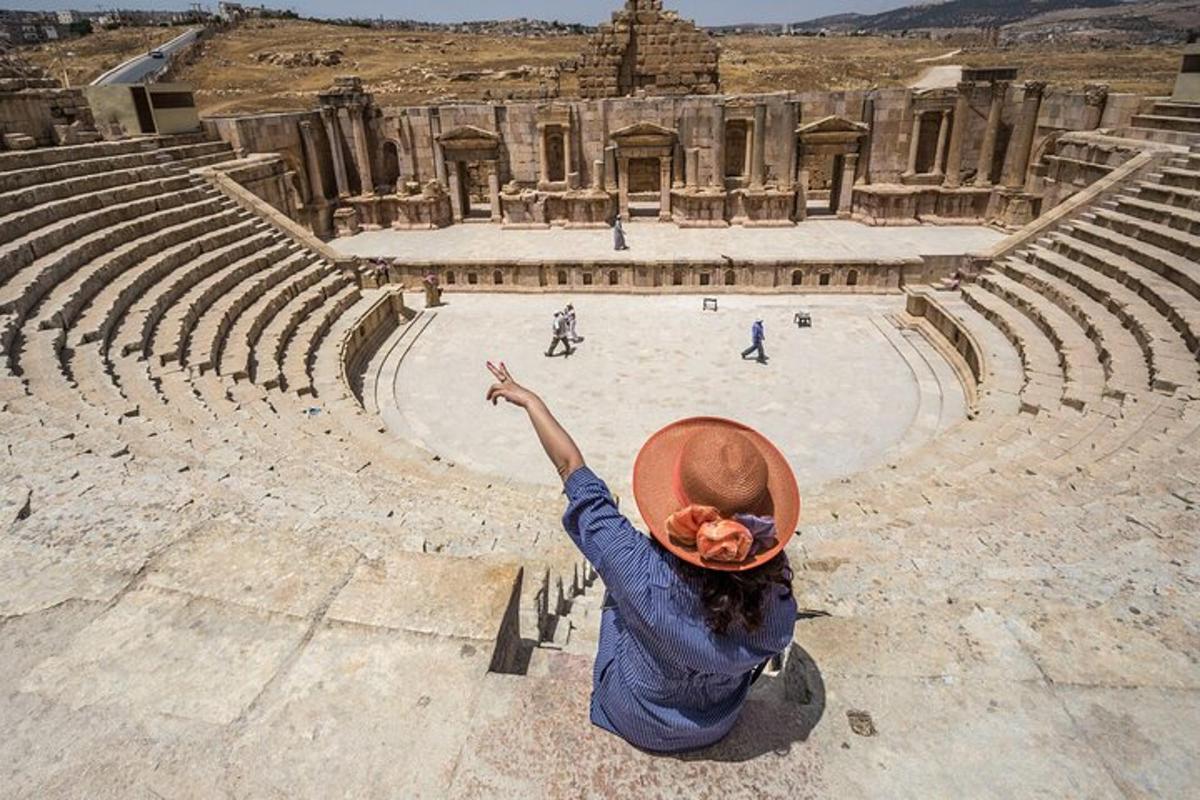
[75,212,258,349]
[0,175,200,285]
[191,248,320,376]
[220,260,333,381]
[1133,179,1200,211]
[1028,240,1199,394]
[0,160,183,220]
[0,172,197,249]
[1067,217,1200,306]
[1157,165,1200,192]
[0,187,215,338]
[1000,255,1150,398]
[975,271,1103,411]
[0,138,157,186]
[281,280,363,397]
[1153,101,1200,119]
[115,228,282,359]
[1129,114,1200,134]
[1112,194,1200,238]
[1089,207,1200,261]
[41,202,242,335]
[254,271,357,390]
[151,242,305,368]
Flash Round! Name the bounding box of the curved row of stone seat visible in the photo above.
[253,270,358,390]
[0,184,219,367]
[115,227,283,360]
[42,203,246,337]
[0,136,228,192]
[217,259,335,381]
[281,280,364,396]
[150,241,305,368]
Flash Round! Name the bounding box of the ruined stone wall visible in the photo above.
[0,49,97,148]
[578,0,719,99]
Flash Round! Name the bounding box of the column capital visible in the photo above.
[956,81,975,94]
[989,81,1010,100]
[1022,80,1047,99]
[1083,83,1109,106]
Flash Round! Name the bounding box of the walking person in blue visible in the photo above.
[741,318,768,363]
[485,360,799,752]
[613,216,629,251]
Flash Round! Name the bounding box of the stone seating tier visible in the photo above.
[0,129,1199,795]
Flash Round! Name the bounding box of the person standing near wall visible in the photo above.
[613,217,629,251]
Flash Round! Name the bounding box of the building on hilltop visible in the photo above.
[578,0,720,99]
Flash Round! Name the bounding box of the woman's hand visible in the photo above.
[485,360,584,481]
[486,361,539,408]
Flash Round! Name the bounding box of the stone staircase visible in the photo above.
[1128,99,1200,145]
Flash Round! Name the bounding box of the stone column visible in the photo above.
[350,105,375,195]
[487,161,502,223]
[782,101,798,190]
[932,108,952,175]
[320,107,350,198]
[686,147,701,187]
[903,110,923,177]
[838,153,858,218]
[659,155,672,221]
[944,82,972,188]
[298,120,327,204]
[430,113,447,186]
[537,125,550,183]
[1002,81,1046,190]
[1083,83,1109,130]
[796,166,809,222]
[591,158,604,191]
[857,93,875,185]
[712,104,726,188]
[447,160,464,222]
[617,156,630,221]
[974,81,1008,188]
[750,103,767,189]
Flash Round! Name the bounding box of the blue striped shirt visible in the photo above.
[562,466,797,752]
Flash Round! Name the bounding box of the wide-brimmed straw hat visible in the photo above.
[632,417,800,572]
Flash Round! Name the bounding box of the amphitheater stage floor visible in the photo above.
[331,218,1006,264]
[368,293,967,495]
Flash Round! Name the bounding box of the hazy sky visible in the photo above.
[0,1,916,26]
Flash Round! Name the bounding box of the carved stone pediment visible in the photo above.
[796,116,868,138]
[437,125,500,149]
[610,122,677,148]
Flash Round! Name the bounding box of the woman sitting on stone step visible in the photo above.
[486,361,799,753]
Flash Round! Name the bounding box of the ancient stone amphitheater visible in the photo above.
[2,34,1199,800]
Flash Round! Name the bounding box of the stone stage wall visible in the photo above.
[203,80,1146,237]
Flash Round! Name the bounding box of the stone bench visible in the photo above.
[1030,240,1200,394]
[45,202,238,336]
[191,249,318,375]
[77,211,254,350]
[256,271,355,389]
[118,230,279,359]
[0,189,214,339]
[223,261,333,381]
[281,281,363,396]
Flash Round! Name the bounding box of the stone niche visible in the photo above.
[578,1,720,99]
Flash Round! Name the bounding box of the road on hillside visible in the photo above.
[90,27,203,85]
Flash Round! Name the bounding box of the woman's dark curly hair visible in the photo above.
[673,551,793,635]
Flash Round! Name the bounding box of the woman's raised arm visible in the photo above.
[486,361,585,482]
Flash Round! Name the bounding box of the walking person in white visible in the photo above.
[546,311,574,357]
[565,303,584,343]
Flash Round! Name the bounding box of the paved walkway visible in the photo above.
[373,293,967,494]
[332,219,1006,263]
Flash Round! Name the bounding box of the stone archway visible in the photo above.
[436,125,503,223]
[795,115,868,219]
[610,122,676,222]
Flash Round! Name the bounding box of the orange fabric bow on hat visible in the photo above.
[666,505,754,563]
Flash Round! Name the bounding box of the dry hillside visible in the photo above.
[18,25,191,88]
[17,19,1182,115]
